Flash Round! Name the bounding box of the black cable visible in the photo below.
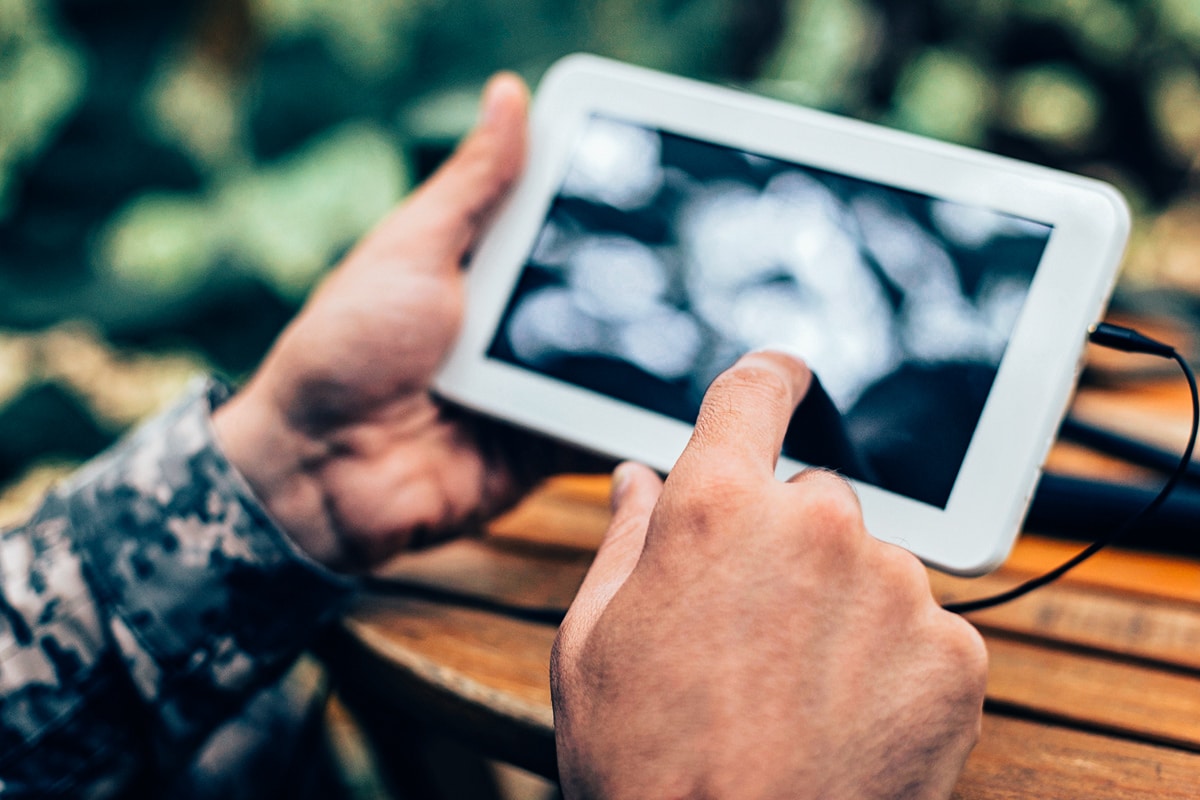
[944,323,1200,614]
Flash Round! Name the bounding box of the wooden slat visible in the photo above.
[1071,379,1197,457]
[344,598,556,717]
[492,475,1200,603]
[333,599,559,778]
[939,539,1200,605]
[487,476,611,551]
[955,715,1200,800]
[374,538,592,612]
[932,571,1200,670]
[1041,439,1160,485]
[984,635,1200,751]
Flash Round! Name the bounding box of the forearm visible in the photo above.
[0,379,354,796]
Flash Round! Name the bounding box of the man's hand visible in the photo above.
[213,73,535,570]
[551,351,988,800]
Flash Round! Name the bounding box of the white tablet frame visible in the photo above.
[436,53,1130,575]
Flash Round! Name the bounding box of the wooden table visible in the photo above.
[327,373,1200,798]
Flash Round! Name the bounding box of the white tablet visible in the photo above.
[436,53,1130,575]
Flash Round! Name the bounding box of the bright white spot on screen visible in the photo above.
[930,199,1048,248]
[561,117,664,210]
[900,276,1025,364]
[784,235,899,405]
[902,291,986,362]
[677,182,768,287]
[765,169,839,210]
[978,275,1030,345]
[852,195,961,298]
[768,171,847,263]
[677,174,846,291]
[930,200,1009,248]
[507,288,603,364]
[787,227,877,306]
[616,306,703,379]
[675,176,897,406]
[568,236,668,322]
[727,283,822,355]
[719,275,897,407]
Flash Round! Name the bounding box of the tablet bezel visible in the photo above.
[435,53,1130,575]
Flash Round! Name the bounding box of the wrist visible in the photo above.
[212,383,352,571]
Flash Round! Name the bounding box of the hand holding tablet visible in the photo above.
[436,54,1131,574]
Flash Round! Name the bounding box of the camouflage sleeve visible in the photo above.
[0,378,355,798]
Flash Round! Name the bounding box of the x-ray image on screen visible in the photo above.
[487,114,1053,508]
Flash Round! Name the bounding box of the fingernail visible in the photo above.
[742,347,803,365]
[734,349,813,398]
[741,348,812,376]
[610,462,634,510]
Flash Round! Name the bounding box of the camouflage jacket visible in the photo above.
[0,380,354,798]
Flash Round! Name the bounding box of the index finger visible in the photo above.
[674,351,813,479]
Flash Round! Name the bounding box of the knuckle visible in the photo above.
[850,544,937,629]
[930,612,990,697]
[796,472,863,532]
[946,614,990,678]
[787,489,867,568]
[661,468,755,532]
[874,542,931,595]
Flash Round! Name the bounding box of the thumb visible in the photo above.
[560,462,663,642]
[399,72,529,265]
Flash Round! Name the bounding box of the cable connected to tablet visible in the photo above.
[943,322,1199,615]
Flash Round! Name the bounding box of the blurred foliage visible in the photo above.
[4,0,1200,519]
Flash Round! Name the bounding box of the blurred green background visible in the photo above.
[4,0,1200,521]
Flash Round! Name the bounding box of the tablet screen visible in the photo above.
[486,114,1053,508]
